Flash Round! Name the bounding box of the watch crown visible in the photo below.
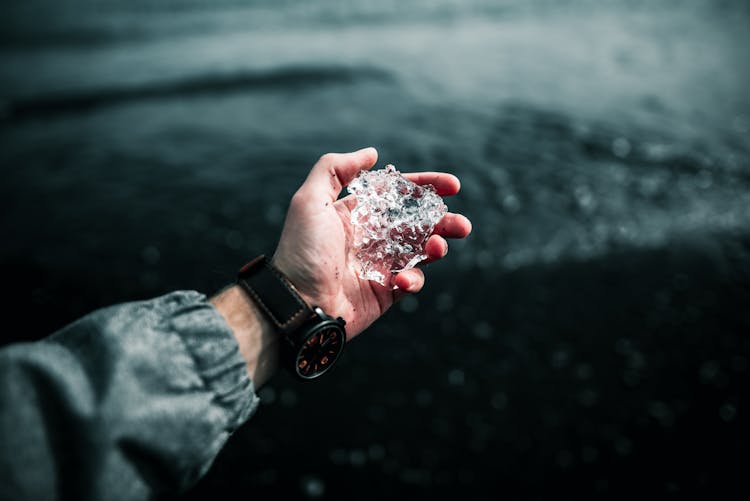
[337,317,346,326]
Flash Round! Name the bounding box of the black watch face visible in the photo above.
[295,323,345,379]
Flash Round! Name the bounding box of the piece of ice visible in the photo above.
[347,164,448,286]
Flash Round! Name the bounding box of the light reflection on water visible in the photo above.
[2,1,748,272]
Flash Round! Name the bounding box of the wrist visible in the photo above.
[209,284,280,387]
[236,255,347,380]
[269,252,316,308]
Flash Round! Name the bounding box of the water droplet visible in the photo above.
[399,295,419,313]
[581,445,599,463]
[490,392,508,410]
[366,404,386,422]
[574,185,596,212]
[141,245,160,265]
[190,212,210,231]
[224,229,243,250]
[719,403,737,422]
[575,363,593,380]
[731,356,748,372]
[402,468,430,485]
[472,321,492,340]
[556,450,574,469]
[648,401,675,428]
[551,349,570,369]
[696,169,713,189]
[329,449,347,465]
[622,369,641,388]
[665,481,680,493]
[415,389,433,407]
[614,436,632,456]
[435,292,454,312]
[368,444,386,461]
[615,338,633,355]
[626,351,646,370]
[280,389,298,407]
[300,475,325,499]
[502,193,521,213]
[596,478,609,492]
[644,143,671,162]
[257,468,278,484]
[349,449,367,467]
[611,137,632,158]
[733,114,749,133]
[448,369,465,386]
[138,271,160,289]
[264,203,284,224]
[258,386,276,404]
[475,250,494,269]
[221,200,241,218]
[458,469,475,484]
[699,360,721,384]
[578,389,598,407]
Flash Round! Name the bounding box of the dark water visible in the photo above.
[1,1,749,499]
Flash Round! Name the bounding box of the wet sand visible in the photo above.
[1,1,749,498]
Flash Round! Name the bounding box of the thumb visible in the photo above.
[300,147,378,203]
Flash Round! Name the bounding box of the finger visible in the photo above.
[302,147,378,204]
[337,193,358,212]
[423,234,448,263]
[432,213,473,239]
[402,172,461,197]
[393,267,425,295]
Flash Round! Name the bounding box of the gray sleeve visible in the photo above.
[0,290,260,501]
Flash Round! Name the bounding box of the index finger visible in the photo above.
[402,172,461,197]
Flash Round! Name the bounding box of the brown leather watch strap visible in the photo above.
[237,255,314,334]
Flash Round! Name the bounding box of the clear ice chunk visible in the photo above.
[347,164,448,286]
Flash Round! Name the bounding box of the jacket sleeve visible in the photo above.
[0,290,260,501]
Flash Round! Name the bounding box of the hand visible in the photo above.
[272,147,472,340]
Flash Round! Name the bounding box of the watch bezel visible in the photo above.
[287,307,346,380]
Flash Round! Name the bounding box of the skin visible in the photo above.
[210,147,473,387]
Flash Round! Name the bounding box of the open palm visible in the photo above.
[272,148,472,340]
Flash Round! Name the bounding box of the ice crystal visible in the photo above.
[347,164,447,286]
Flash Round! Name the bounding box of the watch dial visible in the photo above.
[296,325,345,378]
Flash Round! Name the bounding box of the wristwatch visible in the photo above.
[236,255,346,380]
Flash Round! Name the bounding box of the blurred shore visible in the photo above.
[1,0,749,498]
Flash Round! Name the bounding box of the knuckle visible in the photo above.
[328,166,342,193]
[318,152,337,165]
[290,188,308,208]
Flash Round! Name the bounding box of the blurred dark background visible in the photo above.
[1,0,749,499]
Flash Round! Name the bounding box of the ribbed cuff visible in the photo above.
[158,291,260,432]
